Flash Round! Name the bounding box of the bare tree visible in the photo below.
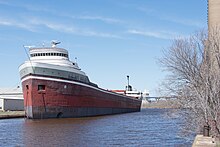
[160,29,220,138]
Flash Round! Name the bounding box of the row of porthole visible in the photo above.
[30,52,68,58]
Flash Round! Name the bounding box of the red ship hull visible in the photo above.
[22,75,142,119]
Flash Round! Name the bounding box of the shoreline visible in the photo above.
[0,111,25,119]
[141,99,180,109]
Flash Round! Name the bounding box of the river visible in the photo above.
[0,108,195,147]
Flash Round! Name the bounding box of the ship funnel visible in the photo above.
[126,75,132,91]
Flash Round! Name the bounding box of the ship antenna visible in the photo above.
[23,45,35,73]
[51,40,61,47]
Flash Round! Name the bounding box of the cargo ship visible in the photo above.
[19,41,142,119]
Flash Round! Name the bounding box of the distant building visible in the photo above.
[208,0,220,29]
[0,87,24,111]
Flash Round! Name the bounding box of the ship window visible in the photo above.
[30,54,33,57]
[37,53,40,56]
[43,53,45,56]
[38,85,45,91]
[26,85,29,90]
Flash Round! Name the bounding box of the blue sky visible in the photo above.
[0,0,207,96]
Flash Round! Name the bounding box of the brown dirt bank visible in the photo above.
[142,100,180,109]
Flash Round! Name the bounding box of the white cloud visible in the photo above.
[0,18,36,32]
[138,6,204,28]
[161,16,204,28]
[0,16,123,39]
[4,2,124,25]
[30,18,123,39]
[76,15,123,24]
[0,20,11,26]
[127,29,181,40]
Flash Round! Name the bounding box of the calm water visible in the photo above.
[0,109,195,147]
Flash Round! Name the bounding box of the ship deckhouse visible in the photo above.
[19,42,93,86]
[30,48,69,59]
[28,47,80,68]
[28,42,79,69]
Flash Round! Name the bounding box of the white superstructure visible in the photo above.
[19,41,93,86]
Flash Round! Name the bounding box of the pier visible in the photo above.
[192,135,216,147]
[0,111,25,119]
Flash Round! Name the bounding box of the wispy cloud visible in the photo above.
[0,18,36,32]
[138,6,204,28]
[0,0,53,14]
[127,29,182,40]
[1,1,123,25]
[137,6,157,15]
[0,17,123,39]
[161,16,204,28]
[75,15,123,24]
[43,21,123,39]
